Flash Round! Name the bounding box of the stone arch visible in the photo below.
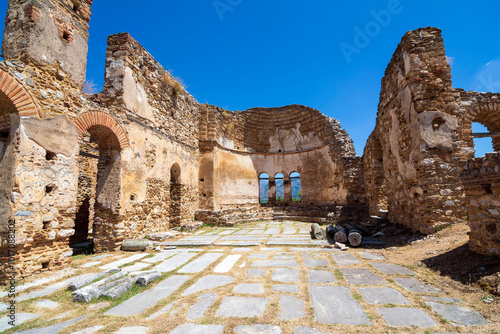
[74,111,129,150]
[259,172,270,204]
[0,69,41,118]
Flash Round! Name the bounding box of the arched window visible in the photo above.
[171,163,181,183]
[259,173,269,204]
[275,173,284,202]
[472,122,494,157]
[290,172,301,201]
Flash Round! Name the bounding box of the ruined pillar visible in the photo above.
[283,175,292,202]
[268,177,276,204]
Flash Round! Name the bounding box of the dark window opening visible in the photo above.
[472,122,494,158]
[200,178,204,182]
[46,151,57,161]
[43,221,51,230]
[45,185,55,194]
[130,194,136,201]
[0,131,8,139]
[62,31,71,41]
[482,183,493,195]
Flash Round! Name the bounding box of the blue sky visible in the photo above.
[1,1,499,155]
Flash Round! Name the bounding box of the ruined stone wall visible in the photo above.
[364,28,466,233]
[2,0,92,86]
[342,156,366,206]
[99,33,200,237]
[462,153,500,256]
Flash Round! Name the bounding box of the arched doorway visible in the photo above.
[170,163,183,228]
[73,112,128,253]
[259,173,270,204]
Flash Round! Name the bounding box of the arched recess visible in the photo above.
[290,172,301,201]
[0,69,41,118]
[275,173,284,202]
[170,163,183,228]
[72,112,128,253]
[259,173,270,204]
[0,90,19,234]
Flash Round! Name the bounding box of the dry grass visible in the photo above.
[160,71,186,97]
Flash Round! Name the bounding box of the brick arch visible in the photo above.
[74,111,129,150]
[0,69,41,117]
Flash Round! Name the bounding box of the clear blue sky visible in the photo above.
[1,1,499,156]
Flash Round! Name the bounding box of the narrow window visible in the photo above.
[259,173,269,204]
[472,122,494,158]
[275,173,284,202]
[290,172,301,201]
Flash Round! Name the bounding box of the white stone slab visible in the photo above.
[99,254,148,270]
[152,252,197,272]
[178,253,222,273]
[214,254,241,273]
[121,262,151,272]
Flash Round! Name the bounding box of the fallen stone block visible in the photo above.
[136,272,162,287]
[103,279,133,299]
[72,285,103,303]
[121,239,153,251]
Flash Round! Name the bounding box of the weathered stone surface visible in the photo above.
[233,283,264,294]
[169,324,224,334]
[121,262,151,272]
[370,262,416,275]
[358,287,410,305]
[279,295,305,321]
[304,258,329,267]
[341,268,387,285]
[34,299,60,309]
[424,296,463,303]
[136,272,162,287]
[121,239,153,251]
[0,313,39,332]
[272,285,298,293]
[70,325,104,334]
[216,297,269,317]
[178,253,222,273]
[113,326,149,334]
[234,324,282,334]
[309,285,371,325]
[272,268,300,282]
[103,279,133,299]
[294,327,331,334]
[308,270,337,284]
[251,260,299,267]
[378,307,437,327]
[332,253,361,266]
[247,268,266,277]
[153,253,197,272]
[105,275,189,316]
[182,275,234,296]
[100,254,148,270]
[358,252,385,261]
[426,302,489,325]
[249,253,270,259]
[14,316,86,334]
[146,302,176,320]
[187,293,217,320]
[213,254,241,273]
[395,278,441,293]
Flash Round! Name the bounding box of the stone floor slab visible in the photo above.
[114,326,149,334]
[425,296,464,303]
[378,307,437,327]
[187,293,217,320]
[371,262,416,275]
[426,301,489,325]
[178,253,222,273]
[105,275,189,316]
[332,253,361,266]
[234,324,282,333]
[308,270,337,284]
[358,287,410,305]
[80,261,101,268]
[15,316,86,334]
[341,268,387,285]
[170,324,224,334]
[70,325,104,334]
[272,268,300,282]
[249,253,269,259]
[290,247,339,252]
[0,313,39,332]
[309,285,371,325]
[273,285,298,293]
[304,258,329,267]
[182,275,234,296]
[146,302,176,320]
[216,297,269,317]
[247,268,265,277]
[34,299,60,309]
[395,278,441,293]
[142,252,178,263]
[279,295,305,321]
[214,254,241,273]
[121,262,151,272]
[251,260,299,267]
[18,274,91,301]
[359,252,385,260]
[261,247,282,251]
[152,252,197,272]
[99,253,148,270]
[233,283,264,294]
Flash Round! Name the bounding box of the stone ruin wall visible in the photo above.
[364,28,468,234]
[461,153,500,256]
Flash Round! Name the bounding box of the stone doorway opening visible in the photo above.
[170,163,183,229]
[73,125,122,254]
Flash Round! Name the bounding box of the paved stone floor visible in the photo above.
[0,222,495,333]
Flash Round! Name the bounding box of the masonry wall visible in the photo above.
[462,153,500,256]
[363,27,467,233]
